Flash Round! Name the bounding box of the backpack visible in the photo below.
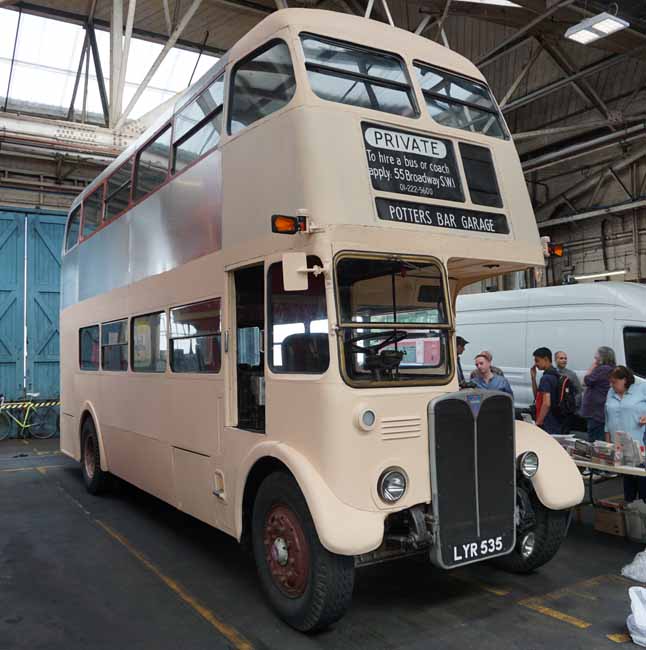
[551,371,577,418]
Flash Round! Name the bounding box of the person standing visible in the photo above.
[472,351,513,396]
[456,336,468,385]
[555,350,582,434]
[582,346,616,442]
[530,347,562,435]
[605,366,646,502]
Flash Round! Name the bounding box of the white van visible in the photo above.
[456,282,646,409]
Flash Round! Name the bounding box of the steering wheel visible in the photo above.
[347,330,408,354]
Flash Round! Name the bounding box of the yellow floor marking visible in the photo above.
[21,439,29,445]
[607,633,631,643]
[0,464,66,474]
[451,574,510,596]
[96,519,253,650]
[519,599,591,629]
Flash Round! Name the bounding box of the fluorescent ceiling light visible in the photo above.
[573,270,627,281]
[455,0,521,6]
[565,11,629,44]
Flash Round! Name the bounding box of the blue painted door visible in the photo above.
[0,212,25,399]
[26,213,66,398]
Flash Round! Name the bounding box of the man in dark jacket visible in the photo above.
[530,347,563,435]
[581,346,616,442]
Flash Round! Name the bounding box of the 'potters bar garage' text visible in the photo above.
[376,198,510,235]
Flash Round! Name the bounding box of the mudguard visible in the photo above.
[236,441,386,556]
[80,402,109,472]
[515,420,584,510]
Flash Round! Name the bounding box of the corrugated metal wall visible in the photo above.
[0,208,65,401]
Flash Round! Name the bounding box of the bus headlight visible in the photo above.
[519,451,539,478]
[378,467,407,503]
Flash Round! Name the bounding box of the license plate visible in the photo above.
[450,536,505,564]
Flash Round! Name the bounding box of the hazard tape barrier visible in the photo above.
[0,400,60,411]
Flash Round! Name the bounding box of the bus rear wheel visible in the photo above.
[81,418,109,495]
[251,472,355,632]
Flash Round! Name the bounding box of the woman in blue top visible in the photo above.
[605,366,646,502]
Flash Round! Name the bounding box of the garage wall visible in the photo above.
[0,208,66,400]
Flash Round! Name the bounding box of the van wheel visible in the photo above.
[81,418,109,495]
[252,472,355,632]
[492,491,568,573]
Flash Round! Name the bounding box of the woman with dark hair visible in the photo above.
[605,365,646,502]
[582,346,616,442]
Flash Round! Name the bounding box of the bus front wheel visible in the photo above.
[81,418,109,495]
[251,472,355,632]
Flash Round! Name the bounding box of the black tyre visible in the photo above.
[492,489,569,574]
[252,472,355,632]
[29,405,59,439]
[80,418,110,495]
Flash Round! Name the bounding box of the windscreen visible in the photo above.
[336,256,451,385]
[414,62,507,140]
[300,34,418,118]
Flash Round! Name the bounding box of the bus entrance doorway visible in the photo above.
[234,265,265,432]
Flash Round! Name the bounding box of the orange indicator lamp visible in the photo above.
[272,215,307,234]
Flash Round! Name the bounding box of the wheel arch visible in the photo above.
[515,420,584,509]
[79,402,109,472]
[236,442,385,556]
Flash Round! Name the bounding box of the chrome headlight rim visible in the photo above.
[519,451,539,478]
[377,466,408,504]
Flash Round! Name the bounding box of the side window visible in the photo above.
[169,298,221,373]
[414,62,508,140]
[79,325,100,370]
[101,320,128,371]
[173,75,224,173]
[105,159,133,221]
[132,312,168,373]
[82,185,104,238]
[66,206,81,251]
[459,143,503,208]
[624,327,646,379]
[268,256,329,373]
[229,41,296,135]
[134,127,171,200]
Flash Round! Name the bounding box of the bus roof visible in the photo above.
[69,9,486,212]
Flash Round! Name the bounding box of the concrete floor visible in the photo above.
[1,438,643,650]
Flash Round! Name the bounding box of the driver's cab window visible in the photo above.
[268,256,329,374]
[336,256,450,385]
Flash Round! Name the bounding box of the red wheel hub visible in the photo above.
[263,504,310,598]
[84,434,96,479]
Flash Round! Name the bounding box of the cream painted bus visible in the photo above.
[60,9,584,632]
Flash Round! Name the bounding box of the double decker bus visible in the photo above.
[60,9,584,632]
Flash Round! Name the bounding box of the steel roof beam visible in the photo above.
[538,197,646,229]
[476,0,575,67]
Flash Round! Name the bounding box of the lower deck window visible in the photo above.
[79,325,99,370]
[169,298,221,373]
[102,320,128,371]
[132,312,168,372]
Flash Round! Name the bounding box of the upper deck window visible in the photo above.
[82,185,104,238]
[459,143,503,208]
[173,75,224,172]
[105,159,133,221]
[65,206,81,252]
[300,35,417,118]
[134,127,171,200]
[229,40,296,135]
[414,63,507,140]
